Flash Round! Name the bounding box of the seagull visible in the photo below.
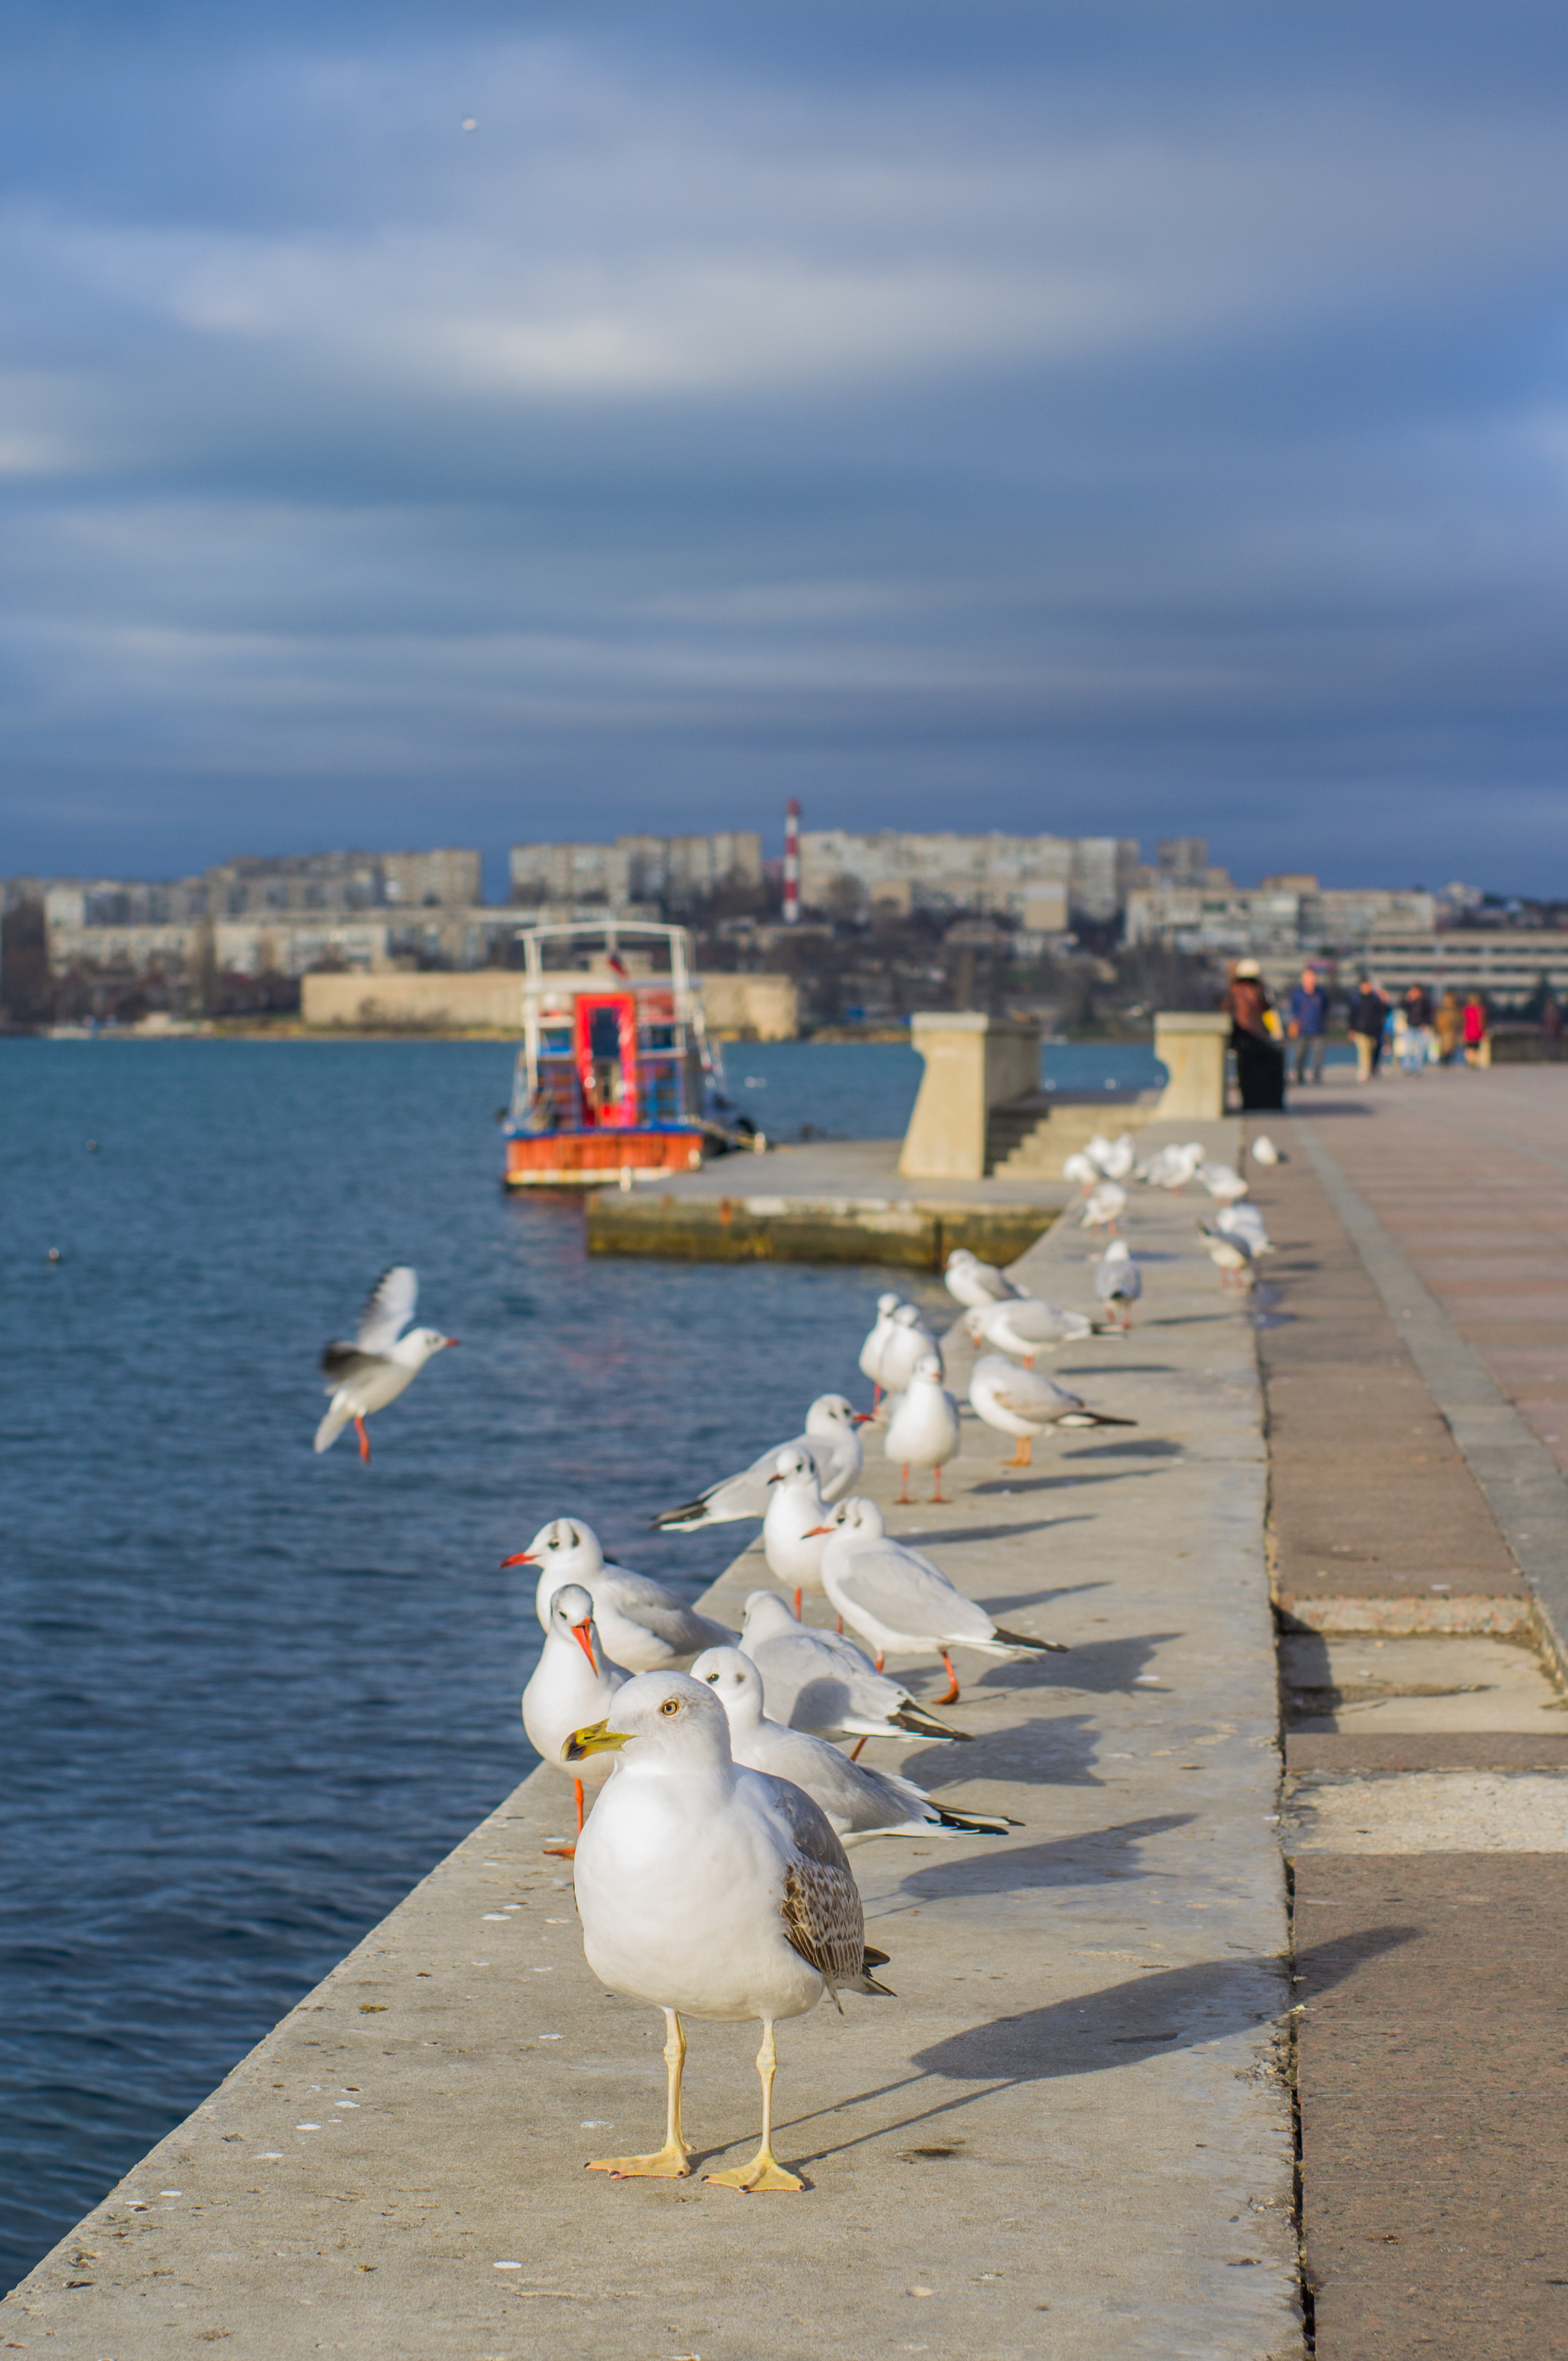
[691,1649,1015,1846]
[1142,1141,1206,1190]
[313,1265,457,1461]
[1198,1222,1257,1288]
[1198,1161,1250,1203]
[650,1395,869,1531]
[1062,1149,1102,1191]
[962,1297,1093,1365]
[1250,1134,1285,1167]
[1093,1239,1141,1332]
[942,1249,1027,1311]
[739,1591,970,1744]
[816,1497,1068,1703]
[969,1352,1135,1466]
[501,1519,736,1671]
[1092,1131,1137,1180]
[858,1292,904,1407]
[877,1302,942,1396]
[883,1354,961,1504]
[567,1670,893,2190]
[1081,1180,1127,1234]
[520,1583,627,1858]
[1217,1201,1272,1256]
[763,1448,833,1616]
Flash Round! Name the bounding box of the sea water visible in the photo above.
[0,1034,1155,2284]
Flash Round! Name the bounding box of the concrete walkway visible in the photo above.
[2,1122,1301,2361]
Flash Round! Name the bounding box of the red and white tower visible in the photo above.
[783,797,801,926]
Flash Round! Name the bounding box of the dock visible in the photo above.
[585,1138,1070,1267]
[8,1073,1568,2359]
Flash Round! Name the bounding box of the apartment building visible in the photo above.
[508,832,763,911]
[795,830,1139,929]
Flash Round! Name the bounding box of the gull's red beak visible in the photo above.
[498,1549,537,1568]
[852,1412,875,1425]
[802,1524,833,1538]
[444,1338,460,1348]
[571,1618,598,1670]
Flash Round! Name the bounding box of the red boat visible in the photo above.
[501,922,751,1188]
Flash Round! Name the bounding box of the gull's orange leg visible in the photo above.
[930,1468,947,1504]
[354,1415,371,1463]
[544,1778,585,1860]
[897,1463,912,1504]
[936,1651,961,1706]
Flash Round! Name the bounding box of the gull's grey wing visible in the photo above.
[651,1432,814,1529]
[320,1342,386,1389]
[835,1542,995,1643]
[599,1568,737,1657]
[356,1265,417,1354]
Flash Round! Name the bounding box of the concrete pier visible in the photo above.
[2,1118,1302,2360]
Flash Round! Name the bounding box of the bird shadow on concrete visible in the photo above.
[889,1814,1198,1904]
[1145,1313,1234,1327]
[893,1518,1060,1548]
[969,1470,1165,1498]
[896,1706,1107,1796]
[960,1579,1110,1615]
[1060,1438,1185,1461]
[979,1631,1183,1696]
[1055,1363,1178,1378]
[779,1929,1417,2163]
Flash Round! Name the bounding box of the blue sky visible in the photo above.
[4,1,1568,893]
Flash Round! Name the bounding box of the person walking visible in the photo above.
[1221,958,1286,1110]
[1434,988,1464,1065]
[1347,976,1388,1083]
[1286,965,1331,1085]
[1462,991,1490,1068]
[1543,996,1564,1058]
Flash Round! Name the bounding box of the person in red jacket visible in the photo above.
[1462,992,1490,1068]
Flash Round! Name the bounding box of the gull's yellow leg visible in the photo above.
[587,2009,691,2178]
[705,2021,805,2193]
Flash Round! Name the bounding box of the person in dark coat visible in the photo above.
[1347,978,1389,1083]
[1221,959,1286,1110]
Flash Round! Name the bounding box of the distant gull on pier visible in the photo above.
[313,1265,457,1461]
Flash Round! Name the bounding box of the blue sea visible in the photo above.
[0,1035,1153,2286]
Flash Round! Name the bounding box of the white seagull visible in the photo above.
[520,1583,627,1857]
[739,1591,971,1745]
[877,1303,942,1396]
[691,1649,1015,1846]
[501,1518,736,1671]
[883,1354,962,1504]
[969,1352,1136,1467]
[1217,1201,1272,1257]
[650,1395,868,1531]
[962,1297,1093,1365]
[942,1249,1027,1310]
[568,1670,893,2191]
[1093,1240,1142,1332]
[1198,1222,1257,1288]
[763,1447,833,1616]
[1081,1180,1127,1234]
[1062,1149,1102,1191]
[1091,1131,1138,1180]
[858,1292,904,1406]
[1250,1134,1285,1167]
[313,1265,457,1461]
[1142,1141,1206,1190]
[1198,1161,1250,1203]
[817,1497,1068,1703]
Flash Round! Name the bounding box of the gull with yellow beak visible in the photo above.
[566,1669,893,2193]
[519,1583,626,1858]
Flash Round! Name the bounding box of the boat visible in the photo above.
[501,920,756,1188]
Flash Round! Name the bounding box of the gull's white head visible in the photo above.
[544,1582,603,1670]
[502,1515,603,1574]
[690,1644,767,1733]
[741,1589,800,1641]
[1102,1239,1131,1264]
[566,1669,733,1774]
[890,1304,924,1331]
[769,1445,818,1491]
[910,1354,944,1386]
[399,1325,459,1364]
[826,1496,887,1545]
[805,1393,863,1438]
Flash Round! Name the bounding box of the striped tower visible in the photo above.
[783,797,800,925]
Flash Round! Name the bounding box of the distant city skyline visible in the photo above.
[4,4,1568,893]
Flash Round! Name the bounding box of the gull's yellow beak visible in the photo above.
[564,1719,630,1762]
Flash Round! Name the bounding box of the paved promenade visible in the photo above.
[2,1121,1301,2361]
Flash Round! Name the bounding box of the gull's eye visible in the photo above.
[704,1672,720,1684]
[659,1696,681,1717]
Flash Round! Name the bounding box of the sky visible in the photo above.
[3,1,1568,895]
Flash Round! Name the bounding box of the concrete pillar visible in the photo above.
[1154,1011,1230,1120]
[899,1011,1041,1180]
